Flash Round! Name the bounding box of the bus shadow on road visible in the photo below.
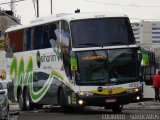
[41,106,130,115]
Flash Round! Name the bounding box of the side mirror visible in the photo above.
[141,53,149,67]
[70,52,77,71]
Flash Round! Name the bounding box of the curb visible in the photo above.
[10,111,20,116]
[124,102,160,110]
[124,106,160,110]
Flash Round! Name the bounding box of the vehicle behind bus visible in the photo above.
[140,50,157,100]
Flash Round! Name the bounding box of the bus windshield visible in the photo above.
[76,48,138,85]
[70,18,135,48]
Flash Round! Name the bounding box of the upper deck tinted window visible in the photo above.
[71,18,135,48]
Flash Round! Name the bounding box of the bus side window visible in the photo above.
[33,26,43,50]
[8,30,23,52]
[43,24,51,48]
[49,23,57,41]
[32,23,58,50]
[60,21,71,78]
[25,28,33,51]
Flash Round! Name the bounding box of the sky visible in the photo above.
[0,0,160,24]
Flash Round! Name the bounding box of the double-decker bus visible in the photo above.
[5,11,146,113]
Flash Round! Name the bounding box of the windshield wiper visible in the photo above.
[114,77,137,83]
[105,42,126,45]
[77,79,107,84]
[78,43,99,47]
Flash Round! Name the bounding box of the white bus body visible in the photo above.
[5,12,143,113]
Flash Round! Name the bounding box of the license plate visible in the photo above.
[105,98,116,103]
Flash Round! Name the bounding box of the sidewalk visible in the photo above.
[124,100,160,110]
[9,102,20,115]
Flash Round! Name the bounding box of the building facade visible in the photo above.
[131,21,160,68]
[0,9,20,50]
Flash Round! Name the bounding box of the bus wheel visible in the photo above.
[112,104,123,113]
[24,88,34,111]
[18,90,26,111]
[59,90,71,113]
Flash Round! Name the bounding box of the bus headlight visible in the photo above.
[127,88,140,93]
[78,91,94,96]
[78,100,84,105]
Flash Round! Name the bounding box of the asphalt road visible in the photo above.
[10,107,160,120]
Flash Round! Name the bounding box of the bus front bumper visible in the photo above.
[75,92,141,107]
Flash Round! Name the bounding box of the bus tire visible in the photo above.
[24,88,34,111]
[59,90,71,113]
[18,90,26,111]
[112,104,123,113]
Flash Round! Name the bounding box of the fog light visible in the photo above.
[78,100,83,105]
[79,92,85,96]
[136,96,140,100]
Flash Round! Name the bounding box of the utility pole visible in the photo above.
[51,0,52,15]
[10,0,15,12]
[37,0,39,17]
